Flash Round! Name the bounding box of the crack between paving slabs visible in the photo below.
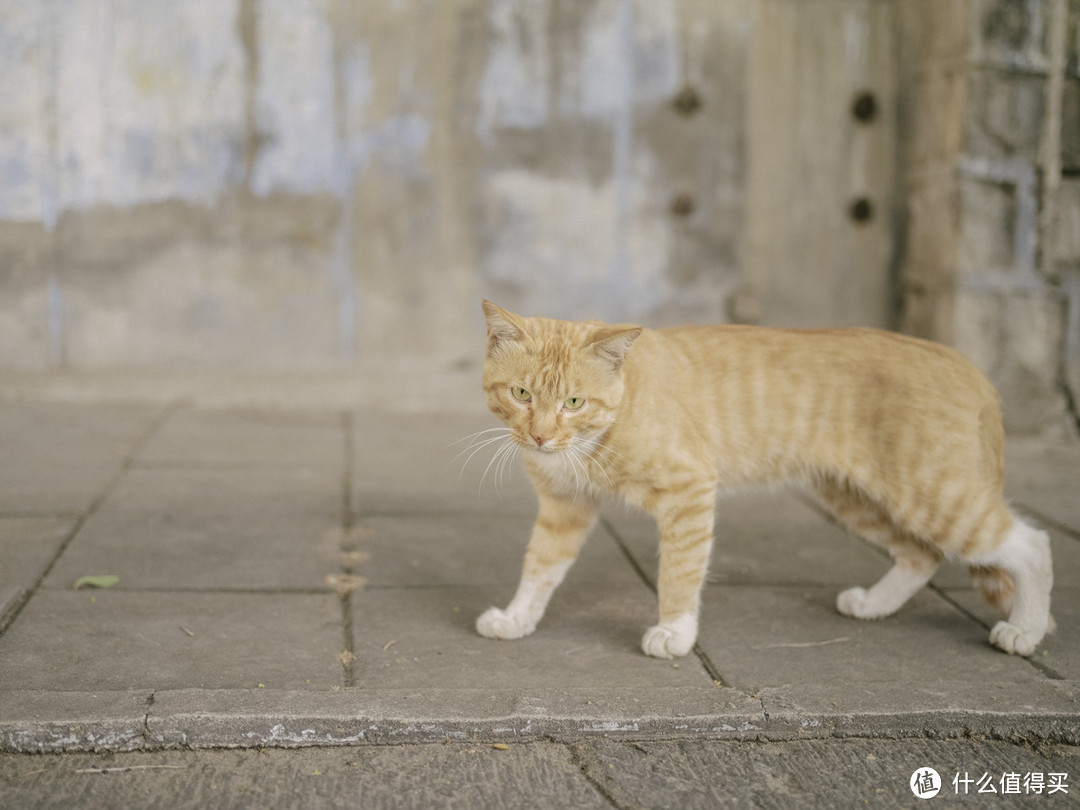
[0,400,184,638]
[142,691,156,741]
[338,411,358,688]
[568,740,648,810]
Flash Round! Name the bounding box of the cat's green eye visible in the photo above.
[564,396,586,411]
[511,386,532,402]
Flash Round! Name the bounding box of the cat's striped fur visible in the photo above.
[475,301,1053,658]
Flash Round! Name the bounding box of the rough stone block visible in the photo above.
[963,69,1046,162]
[1053,179,1080,265]
[970,0,1050,66]
[958,176,1021,273]
[954,287,1069,433]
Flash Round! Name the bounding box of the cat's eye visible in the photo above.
[511,386,532,402]
[564,396,586,411]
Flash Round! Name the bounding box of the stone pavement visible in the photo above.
[0,397,1078,764]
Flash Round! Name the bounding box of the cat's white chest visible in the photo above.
[525,449,604,499]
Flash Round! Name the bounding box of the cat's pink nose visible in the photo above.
[531,433,550,447]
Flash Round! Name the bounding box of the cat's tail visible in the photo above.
[970,564,1057,633]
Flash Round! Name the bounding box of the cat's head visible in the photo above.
[481,300,641,453]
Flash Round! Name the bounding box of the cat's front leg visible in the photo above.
[477,494,596,642]
[642,485,717,659]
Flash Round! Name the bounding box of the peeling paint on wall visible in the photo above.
[477,0,551,139]
[251,0,338,196]
[57,1,246,211]
[0,1,724,373]
[481,157,670,321]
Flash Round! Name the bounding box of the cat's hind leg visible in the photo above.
[813,479,942,620]
[476,494,596,641]
[835,545,940,620]
[966,515,1052,656]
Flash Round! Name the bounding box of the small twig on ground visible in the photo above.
[75,765,187,775]
[753,637,850,650]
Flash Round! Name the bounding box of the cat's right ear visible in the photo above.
[482,300,528,351]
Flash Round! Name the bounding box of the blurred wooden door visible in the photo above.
[742,0,898,329]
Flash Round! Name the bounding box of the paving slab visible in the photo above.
[0,591,344,692]
[693,586,1046,691]
[0,400,1077,759]
[136,408,345,472]
[352,411,536,516]
[0,402,161,513]
[0,517,74,623]
[44,467,343,591]
[350,513,538,588]
[351,585,706,692]
[354,513,646,590]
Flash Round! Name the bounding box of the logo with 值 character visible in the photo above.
[911,767,941,799]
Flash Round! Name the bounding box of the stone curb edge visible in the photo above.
[2,682,1077,753]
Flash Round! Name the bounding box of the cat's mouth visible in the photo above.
[519,438,558,453]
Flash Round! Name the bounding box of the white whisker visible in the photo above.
[565,450,580,503]
[448,427,513,480]
[456,434,514,479]
[446,427,512,449]
[480,437,520,495]
[479,437,513,494]
[576,437,617,489]
[495,438,518,489]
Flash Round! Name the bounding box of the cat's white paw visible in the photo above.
[989,620,1040,657]
[836,586,881,620]
[476,607,536,640]
[641,614,697,659]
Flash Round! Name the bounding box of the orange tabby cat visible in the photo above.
[474,301,1053,659]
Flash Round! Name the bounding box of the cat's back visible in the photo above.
[622,323,1002,485]
[636,323,992,399]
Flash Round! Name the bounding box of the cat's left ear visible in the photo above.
[591,327,642,370]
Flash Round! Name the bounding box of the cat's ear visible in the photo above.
[482,300,528,350]
[591,327,642,370]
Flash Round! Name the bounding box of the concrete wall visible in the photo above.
[0,0,753,374]
[0,0,1076,433]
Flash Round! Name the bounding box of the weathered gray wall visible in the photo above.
[0,0,1077,433]
[897,0,1080,433]
[0,0,754,373]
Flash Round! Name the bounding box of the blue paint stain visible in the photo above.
[47,272,64,365]
[351,115,431,179]
[606,0,635,322]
